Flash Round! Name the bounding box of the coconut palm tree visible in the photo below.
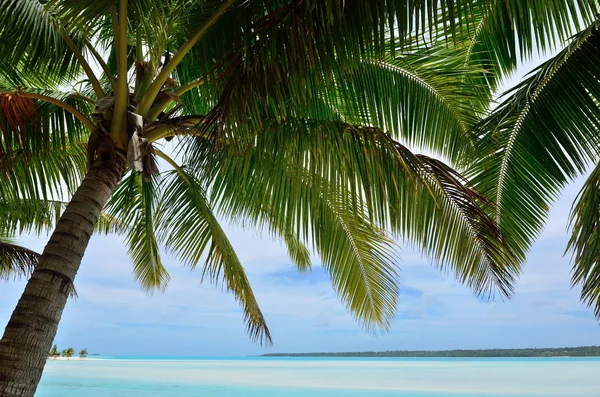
[79,348,88,359]
[0,0,569,394]
[48,344,59,359]
[61,348,75,360]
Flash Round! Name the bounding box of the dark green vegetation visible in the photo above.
[60,348,75,360]
[264,347,600,358]
[48,344,59,358]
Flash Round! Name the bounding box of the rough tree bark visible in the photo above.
[0,154,126,397]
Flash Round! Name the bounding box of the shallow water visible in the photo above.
[36,357,600,397]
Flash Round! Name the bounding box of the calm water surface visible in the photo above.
[36,357,600,397]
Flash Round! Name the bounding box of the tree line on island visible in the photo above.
[263,346,600,358]
[47,345,88,360]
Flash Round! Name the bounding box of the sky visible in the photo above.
[2,57,600,357]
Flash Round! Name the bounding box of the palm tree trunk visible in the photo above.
[0,155,126,397]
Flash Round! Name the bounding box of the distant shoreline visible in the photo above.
[46,357,99,361]
[262,346,600,358]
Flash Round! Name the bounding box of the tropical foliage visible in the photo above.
[0,233,38,280]
[48,344,59,358]
[470,18,600,320]
[2,0,600,395]
[61,348,75,360]
[0,0,522,344]
[79,348,88,358]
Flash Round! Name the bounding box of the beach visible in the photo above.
[36,357,600,397]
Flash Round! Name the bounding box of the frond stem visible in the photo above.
[136,0,237,116]
[86,42,117,93]
[136,29,143,63]
[111,0,129,150]
[154,149,187,181]
[146,76,208,121]
[62,34,105,99]
[70,94,96,104]
[21,92,96,132]
[145,116,205,142]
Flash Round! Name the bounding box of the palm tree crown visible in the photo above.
[0,0,523,339]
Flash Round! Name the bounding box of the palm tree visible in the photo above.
[61,348,75,360]
[79,348,88,359]
[0,0,539,395]
[48,344,58,359]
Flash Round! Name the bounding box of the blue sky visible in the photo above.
[2,57,600,357]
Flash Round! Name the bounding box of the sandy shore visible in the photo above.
[46,356,97,361]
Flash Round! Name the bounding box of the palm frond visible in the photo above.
[567,161,600,320]
[156,168,272,344]
[0,87,93,162]
[206,143,402,331]
[0,141,87,201]
[331,50,481,165]
[192,118,519,328]
[0,235,38,280]
[470,22,600,259]
[172,3,491,167]
[425,0,598,81]
[105,171,170,292]
[0,197,126,237]
[0,0,84,83]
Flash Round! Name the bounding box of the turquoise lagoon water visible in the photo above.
[36,357,600,397]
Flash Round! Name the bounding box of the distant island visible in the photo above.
[263,346,600,358]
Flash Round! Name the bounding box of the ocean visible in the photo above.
[36,357,600,397]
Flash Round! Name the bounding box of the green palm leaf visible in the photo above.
[568,161,600,320]
[0,141,87,201]
[156,167,272,344]
[0,0,83,83]
[205,140,402,331]
[106,172,170,291]
[196,118,519,328]
[470,22,600,259]
[0,235,38,280]
[0,197,126,237]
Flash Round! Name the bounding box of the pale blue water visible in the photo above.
[36,357,600,397]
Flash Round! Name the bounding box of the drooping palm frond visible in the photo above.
[105,172,170,292]
[0,141,87,201]
[0,85,93,169]
[202,137,402,331]
[568,161,600,320]
[190,118,519,325]
[156,167,272,344]
[0,235,38,280]
[469,22,600,259]
[0,197,126,237]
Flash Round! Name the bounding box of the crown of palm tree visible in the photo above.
[0,0,534,343]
